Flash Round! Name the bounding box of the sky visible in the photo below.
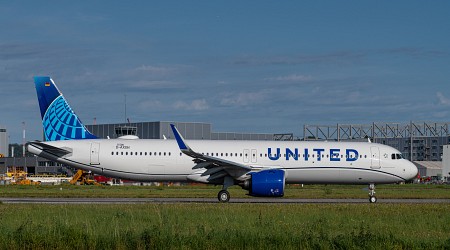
[1,1,450,143]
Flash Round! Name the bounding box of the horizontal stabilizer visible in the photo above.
[26,141,71,157]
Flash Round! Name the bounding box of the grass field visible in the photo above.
[0,203,448,249]
[0,183,449,199]
[0,184,449,249]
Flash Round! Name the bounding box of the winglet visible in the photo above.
[170,124,190,151]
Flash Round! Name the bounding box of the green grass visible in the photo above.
[0,203,448,249]
[0,184,449,199]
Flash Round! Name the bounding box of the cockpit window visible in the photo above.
[392,153,403,160]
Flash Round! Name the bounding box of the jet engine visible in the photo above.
[240,169,285,197]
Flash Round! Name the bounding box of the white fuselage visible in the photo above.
[28,138,418,184]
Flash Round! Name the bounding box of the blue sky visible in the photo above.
[1,1,450,143]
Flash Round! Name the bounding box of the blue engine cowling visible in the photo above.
[241,169,285,197]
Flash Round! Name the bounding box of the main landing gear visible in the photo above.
[218,190,230,202]
[218,176,234,203]
[368,183,377,203]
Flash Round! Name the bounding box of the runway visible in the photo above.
[1,197,449,204]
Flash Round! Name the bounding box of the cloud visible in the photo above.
[220,91,267,106]
[233,51,366,66]
[174,99,209,111]
[232,48,448,66]
[266,74,312,82]
[133,65,175,74]
[437,92,450,106]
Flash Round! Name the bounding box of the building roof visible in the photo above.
[413,161,442,170]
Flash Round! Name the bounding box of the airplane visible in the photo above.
[27,76,418,203]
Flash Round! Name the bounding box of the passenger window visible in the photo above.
[164,152,166,156]
[169,152,171,156]
[121,152,123,155]
[130,152,133,155]
[111,152,114,155]
[391,154,395,160]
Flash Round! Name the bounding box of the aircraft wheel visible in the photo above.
[218,190,230,203]
[369,196,377,203]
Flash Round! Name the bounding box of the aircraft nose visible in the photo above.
[405,161,418,181]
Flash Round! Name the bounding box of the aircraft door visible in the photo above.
[370,146,380,169]
[90,142,100,165]
[243,149,250,163]
[251,149,257,163]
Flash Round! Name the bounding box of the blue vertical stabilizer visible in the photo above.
[34,76,97,141]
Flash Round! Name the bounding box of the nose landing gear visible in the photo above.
[368,183,377,203]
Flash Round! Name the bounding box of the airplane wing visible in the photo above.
[170,124,252,182]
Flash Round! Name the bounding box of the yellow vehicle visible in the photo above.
[7,167,40,185]
[70,169,100,186]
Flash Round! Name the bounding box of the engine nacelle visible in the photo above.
[241,169,285,197]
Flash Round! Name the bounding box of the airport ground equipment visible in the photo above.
[6,167,40,185]
[70,169,100,185]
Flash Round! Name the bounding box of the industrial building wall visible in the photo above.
[374,137,447,162]
[442,145,450,178]
[0,126,8,157]
[160,122,212,140]
[86,121,274,141]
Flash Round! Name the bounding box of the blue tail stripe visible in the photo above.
[54,121,62,132]
[71,127,76,138]
[50,131,57,141]
[62,125,68,137]
[60,112,69,124]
